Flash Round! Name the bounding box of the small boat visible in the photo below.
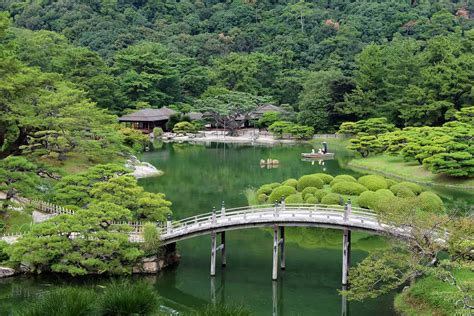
[301,152,335,159]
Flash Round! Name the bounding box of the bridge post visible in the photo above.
[272,225,279,280]
[221,201,225,217]
[212,207,216,225]
[281,196,285,211]
[343,203,348,222]
[166,214,172,234]
[280,226,285,270]
[274,201,279,218]
[210,231,217,276]
[221,232,226,267]
[342,229,351,286]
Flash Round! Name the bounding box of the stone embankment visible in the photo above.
[0,267,16,278]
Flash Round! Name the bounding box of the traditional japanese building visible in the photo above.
[118,107,203,132]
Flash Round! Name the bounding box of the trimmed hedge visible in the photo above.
[302,187,319,199]
[312,173,334,184]
[269,182,281,189]
[390,183,418,197]
[268,185,297,203]
[358,191,377,209]
[257,185,273,196]
[321,193,343,205]
[285,193,304,204]
[314,189,331,201]
[257,193,268,204]
[305,196,318,204]
[330,175,357,187]
[332,181,368,195]
[417,192,444,213]
[282,178,298,188]
[297,175,324,191]
[375,189,394,199]
[399,182,422,195]
[385,178,398,188]
[358,175,388,191]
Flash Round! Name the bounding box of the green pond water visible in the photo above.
[1,141,471,315]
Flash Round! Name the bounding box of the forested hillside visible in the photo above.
[1,0,473,131]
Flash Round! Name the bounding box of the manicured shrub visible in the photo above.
[395,186,416,198]
[152,127,163,137]
[358,191,377,209]
[358,175,388,191]
[285,193,304,204]
[321,193,343,205]
[256,185,273,196]
[18,287,98,316]
[257,193,268,204]
[375,189,394,199]
[390,183,413,196]
[417,192,445,213]
[282,178,298,188]
[312,173,334,184]
[385,178,398,187]
[297,175,324,191]
[301,187,318,199]
[305,196,318,204]
[331,181,368,195]
[399,182,423,195]
[99,280,158,316]
[267,185,297,203]
[330,175,357,187]
[314,189,331,201]
[269,182,281,189]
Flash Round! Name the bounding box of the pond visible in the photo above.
[1,140,470,315]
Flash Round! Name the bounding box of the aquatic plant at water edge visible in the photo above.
[194,303,253,316]
[17,287,99,316]
[98,280,159,315]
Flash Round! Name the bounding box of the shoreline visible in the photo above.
[348,161,474,191]
[126,155,163,178]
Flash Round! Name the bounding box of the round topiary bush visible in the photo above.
[268,185,297,203]
[321,193,343,205]
[305,196,318,204]
[285,193,304,204]
[417,192,445,213]
[330,175,357,187]
[282,178,298,188]
[257,185,273,196]
[314,189,330,201]
[312,173,334,184]
[358,191,377,209]
[257,193,268,204]
[375,189,394,199]
[269,182,281,189]
[385,179,398,188]
[331,181,368,195]
[394,186,416,198]
[297,175,324,191]
[358,175,388,191]
[302,187,319,199]
[399,182,422,195]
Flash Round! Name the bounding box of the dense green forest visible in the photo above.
[1,0,472,132]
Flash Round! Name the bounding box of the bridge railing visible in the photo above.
[159,204,380,237]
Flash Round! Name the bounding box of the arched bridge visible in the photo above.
[144,201,408,284]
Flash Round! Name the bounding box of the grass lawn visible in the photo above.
[1,210,33,234]
[36,152,125,175]
[349,155,474,190]
[394,269,473,316]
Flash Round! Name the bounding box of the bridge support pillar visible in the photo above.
[272,225,279,280]
[221,232,226,267]
[342,229,351,286]
[210,231,217,277]
[280,226,285,270]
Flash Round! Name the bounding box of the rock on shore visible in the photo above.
[126,156,163,178]
[0,267,16,278]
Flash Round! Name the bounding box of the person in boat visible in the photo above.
[311,149,315,154]
[318,148,323,154]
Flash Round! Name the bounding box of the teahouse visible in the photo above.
[118,107,203,132]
